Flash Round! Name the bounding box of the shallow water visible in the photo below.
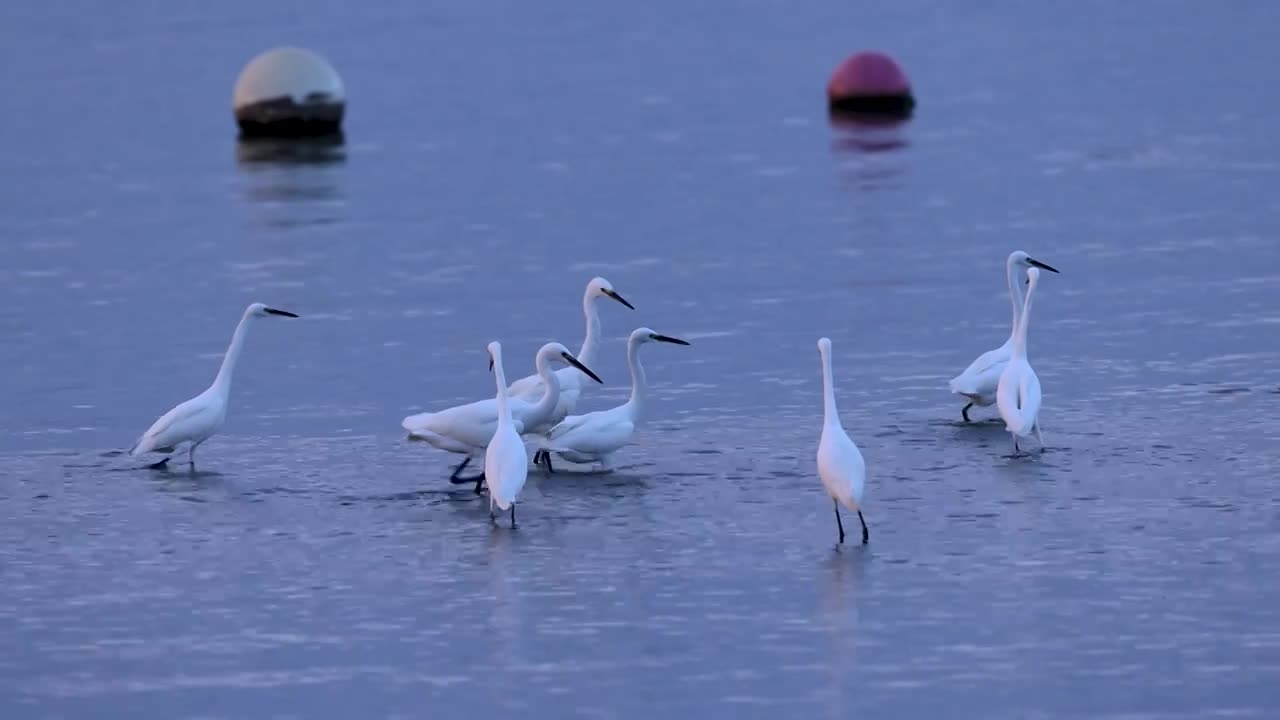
[3,1,1280,718]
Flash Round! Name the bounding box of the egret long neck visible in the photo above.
[211,311,254,395]
[821,350,839,426]
[1012,278,1037,358]
[1006,260,1026,341]
[493,349,512,421]
[530,350,561,418]
[624,336,647,420]
[578,293,602,367]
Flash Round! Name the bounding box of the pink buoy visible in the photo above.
[826,51,915,117]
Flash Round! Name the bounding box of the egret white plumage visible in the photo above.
[997,266,1046,456]
[128,302,299,469]
[534,327,689,472]
[484,341,528,527]
[506,276,633,432]
[949,251,1059,422]
[403,342,602,487]
[816,337,868,545]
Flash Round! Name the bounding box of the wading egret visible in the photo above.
[128,302,299,469]
[507,277,633,430]
[817,337,868,545]
[403,342,601,486]
[534,327,689,472]
[485,341,527,527]
[949,251,1059,422]
[997,266,1046,456]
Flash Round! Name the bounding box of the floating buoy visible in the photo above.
[826,51,915,118]
[233,47,345,139]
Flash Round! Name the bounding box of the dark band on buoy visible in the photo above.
[828,93,915,117]
[826,51,915,119]
[235,94,345,139]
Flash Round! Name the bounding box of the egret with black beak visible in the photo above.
[949,251,1059,422]
[534,327,689,472]
[129,302,299,469]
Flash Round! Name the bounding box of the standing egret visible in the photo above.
[484,341,527,527]
[534,327,689,472]
[128,302,299,469]
[403,342,602,486]
[997,266,1046,456]
[506,277,634,430]
[817,337,868,545]
[949,251,1059,422]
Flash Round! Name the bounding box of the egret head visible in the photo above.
[587,277,635,310]
[537,342,604,384]
[248,302,299,318]
[818,337,832,356]
[1007,251,1059,275]
[630,327,691,347]
[487,341,502,372]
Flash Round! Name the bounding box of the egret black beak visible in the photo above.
[488,357,494,372]
[1027,258,1060,274]
[602,288,635,310]
[264,307,299,317]
[561,351,604,384]
[651,334,690,345]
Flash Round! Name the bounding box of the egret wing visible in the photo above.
[950,345,1010,394]
[505,372,545,399]
[547,412,635,456]
[130,396,212,455]
[819,431,865,506]
[486,427,530,508]
[403,398,500,449]
[1018,367,1042,427]
[545,410,598,441]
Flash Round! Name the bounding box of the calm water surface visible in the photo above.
[2,1,1280,718]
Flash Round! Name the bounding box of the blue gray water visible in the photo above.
[3,1,1280,718]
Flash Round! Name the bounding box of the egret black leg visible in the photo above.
[510,503,517,529]
[834,500,846,544]
[449,457,472,482]
[961,403,973,423]
[543,452,555,474]
[473,472,486,496]
[858,510,869,544]
[450,457,486,485]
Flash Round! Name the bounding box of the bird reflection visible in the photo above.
[820,548,866,714]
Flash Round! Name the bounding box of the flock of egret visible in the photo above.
[818,249,1057,544]
[127,251,1056,542]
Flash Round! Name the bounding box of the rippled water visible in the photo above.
[3,1,1280,718]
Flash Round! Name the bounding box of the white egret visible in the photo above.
[816,337,868,545]
[949,251,1059,422]
[534,327,689,472]
[403,342,602,487]
[128,302,299,469]
[997,266,1046,456]
[506,276,633,431]
[484,341,527,527]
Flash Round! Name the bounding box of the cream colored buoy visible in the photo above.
[233,47,345,138]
